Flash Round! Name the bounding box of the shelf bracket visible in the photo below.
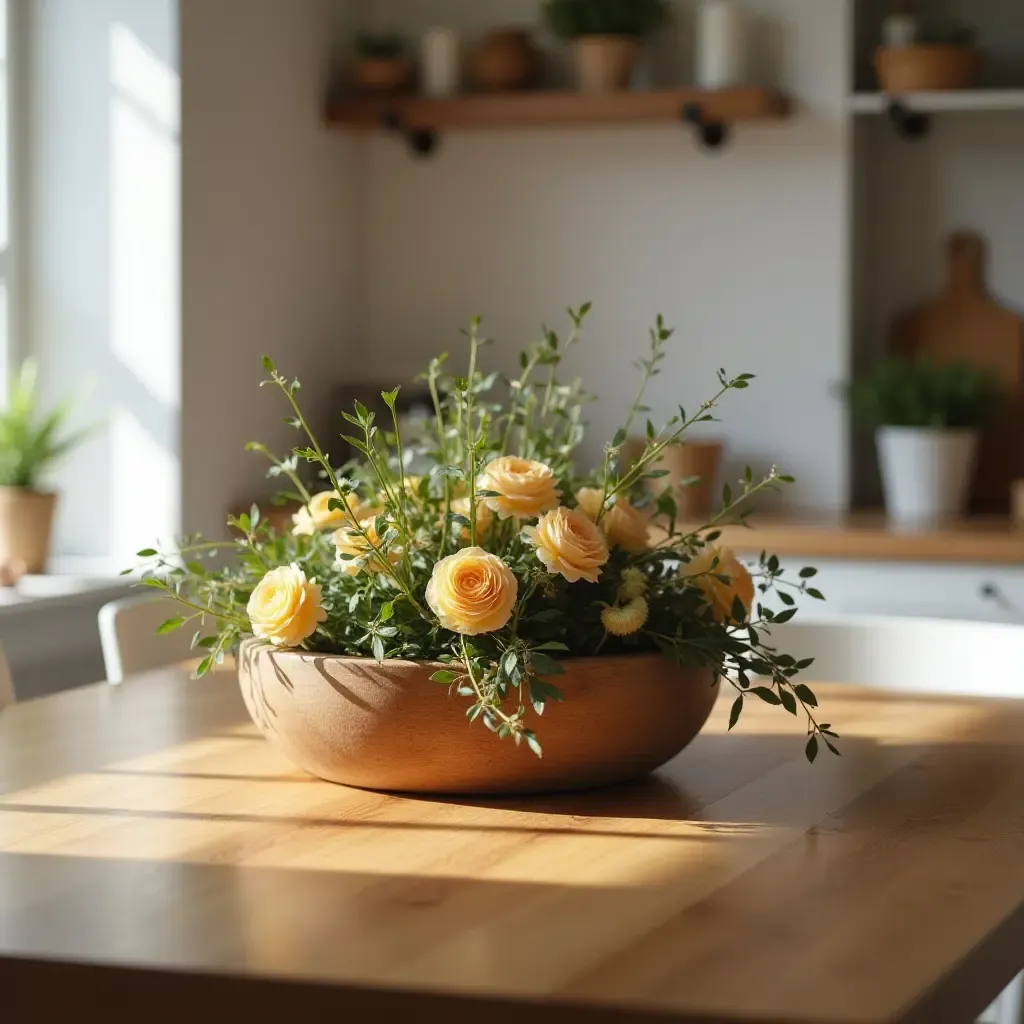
[381,109,440,159]
[887,100,931,141]
[681,103,730,151]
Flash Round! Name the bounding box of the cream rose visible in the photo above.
[683,546,755,623]
[247,563,327,648]
[524,506,609,584]
[334,518,403,577]
[292,491,366,536]
[575,487,651,552]
[450,497,494,544]
[477,456,561,520]
[426,547,518,635]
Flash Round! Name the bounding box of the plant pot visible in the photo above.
[625,438,724,518]
[349,56,416,95]
[876,427,978,525]
[875,45,981,92]
[469,27,541,92]
[571,36,639,94]
[238,640,719,795]
[0,488,57,575]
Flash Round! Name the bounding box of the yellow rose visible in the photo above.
[683,546,755,623]
[292,491,365,536]
[426,547,518,635]
[477,456,561,520]
[450,497,494,544]
[524,506,609,584]
[575,487,651,552]
[247,563,327,648]
[334,518,403,576]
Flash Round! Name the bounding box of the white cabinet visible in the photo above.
[770,559,1024,624]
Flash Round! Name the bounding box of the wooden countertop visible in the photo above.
[2,670,1023,1023]
[680,511,1024,565]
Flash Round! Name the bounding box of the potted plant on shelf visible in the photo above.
[876,16,980,93]
[543,0,670,93]
[136,305,835,796]
[847,357,999,525]
[349,32,415,95]
[0,360,91,576]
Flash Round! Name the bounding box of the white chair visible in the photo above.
[98,596,198,684]
[771,615,1024,1024]
[0,643,15,712]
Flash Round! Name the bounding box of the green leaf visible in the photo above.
[805,735,819,763]
[773,608,797,624]
[807,587,825,601]
[156,617,185,635]
[379,601,394,623]
[136,548,158,557]
[799,567,818,578]
[195,655,213,677]
[430,670,457,684]
[730,594,747,622]
[778,590,795,607]
[523,729,543,758]
[501,648,522,685]
[261,355,276,373]
[533,641,569,652]
[371,635,385,664]
[824,739,841,756]
[612,427,627,448]
[793,683,819,707]
[728,696,743,731]
[530,651,564,677]
[722,482,732,505]
[751,686,782,706]
[779,688,798,715]
[380,387,401,410]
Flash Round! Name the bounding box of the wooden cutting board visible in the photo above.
[892,231,1024,513]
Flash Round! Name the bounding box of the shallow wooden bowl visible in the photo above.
[237,640,719,795]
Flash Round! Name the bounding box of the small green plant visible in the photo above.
[354,32,407,60]
[846,357,1000,430]
[0,360,92,490]
[918,18,977,47]
[543,0,670,39]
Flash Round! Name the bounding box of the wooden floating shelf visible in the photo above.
[849,89,1024,114]
[326,86,789,132]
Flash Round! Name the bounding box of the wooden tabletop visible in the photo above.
[2,671,1023,1024]
[679,511,1024,565]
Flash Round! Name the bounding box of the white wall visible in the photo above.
[23,0,180,564]
[350,0,852,510]
[180,0,353,540]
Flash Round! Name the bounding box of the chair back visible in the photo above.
[98,596,196,684]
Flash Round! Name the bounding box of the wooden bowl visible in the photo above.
[349,56,415,95]
[875,45,981,92]
[238,640,719,794]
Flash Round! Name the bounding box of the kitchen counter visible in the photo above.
[681,512,1024,565]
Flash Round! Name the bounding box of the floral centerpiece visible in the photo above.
[138,307,836,791]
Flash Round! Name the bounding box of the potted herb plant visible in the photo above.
[876,16,980,92]
[543,0,670,93]
[137,306,833,796]
[350,32,415,95]
[847,357,1000,524]
[0,360,91,575]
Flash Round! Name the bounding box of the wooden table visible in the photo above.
[2,670,1023,1024]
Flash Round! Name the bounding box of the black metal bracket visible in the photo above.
[381,109,440,158]
[681,102,730,151]
[887,99,931,141]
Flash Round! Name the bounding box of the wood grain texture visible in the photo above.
[325,86,789,130]
[1,669,1023,1023]
[672,511,1024,564]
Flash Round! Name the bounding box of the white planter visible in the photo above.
[421,28,461,97]
[877,427,978,525]
[696,0,748,89]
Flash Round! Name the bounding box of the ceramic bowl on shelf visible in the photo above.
[875,45,981,92]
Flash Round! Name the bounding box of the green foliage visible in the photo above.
[918,18,977,47]
[136,306,836,764]
[845,357,1000,430]
[0,360,93,489]
[543,0,670,40]
[354,32,406,59]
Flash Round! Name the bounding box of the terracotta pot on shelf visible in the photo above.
[349,56,416,95]
[238,640,719,795]
[469,27,541,92]
[624,438,724,518]
[0,487,57,575]
[875,45,980,92]
[571,35,639,93]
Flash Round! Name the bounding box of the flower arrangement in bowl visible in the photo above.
[138,306,834,794]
